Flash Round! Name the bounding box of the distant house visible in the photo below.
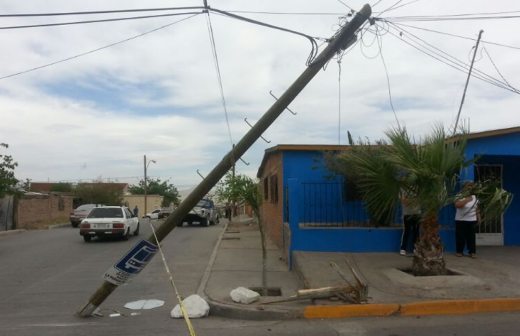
[257,127,520,265]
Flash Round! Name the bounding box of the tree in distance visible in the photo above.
[0,143,18,198]
[129,178,181,207]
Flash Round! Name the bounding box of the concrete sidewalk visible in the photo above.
[198,216,520,320]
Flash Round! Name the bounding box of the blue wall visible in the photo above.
[281,133,520,258]
[284,156,456,256]
[464,133,520,246]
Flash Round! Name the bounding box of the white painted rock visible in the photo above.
[170,294,210,318]
[230,287,260,304]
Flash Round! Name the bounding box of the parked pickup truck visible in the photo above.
[180,199,218,227]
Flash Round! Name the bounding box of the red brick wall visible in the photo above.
[259,152,284,250]
[17,194,74,229]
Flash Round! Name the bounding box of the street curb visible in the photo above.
[400,298,520,316]
[304,303,400,319]
[303,298,520,319]
[48,223,71,229]
[0,229,26,236]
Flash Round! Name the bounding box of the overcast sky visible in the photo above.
[1,0,519,190]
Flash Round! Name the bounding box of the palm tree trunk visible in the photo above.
[412,212,447,276]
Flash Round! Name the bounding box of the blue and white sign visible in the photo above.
[104,240,158,285]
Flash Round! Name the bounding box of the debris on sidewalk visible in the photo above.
[230,287,260,304]
[170,294,210,318]
[264,259,368,305]
[124,299,165,310]
[329,259,368,303]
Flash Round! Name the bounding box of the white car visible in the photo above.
[144,209,161,219]
[79,206,139,242]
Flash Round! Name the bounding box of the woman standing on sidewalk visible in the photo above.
[454,182,479,258]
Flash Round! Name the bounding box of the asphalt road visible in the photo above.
[1,219,519,336]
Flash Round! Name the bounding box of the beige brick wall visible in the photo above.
[122,195,163,216]
[17,194,73,229]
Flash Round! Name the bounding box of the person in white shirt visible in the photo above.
[454,182,479,258]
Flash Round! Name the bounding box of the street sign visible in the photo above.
[104,240,158,285]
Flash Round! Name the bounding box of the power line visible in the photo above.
[1,5,320,65]
[383,9,520,19]
[374,25,401,129]
[0,6,202,17]
[388,22,520,50]
[483,47,515,89]
[378,0,405,16]
[380,21,520,94]
[336,0,356,13]
[385,21,514,90]
[204,10,234,148]
[0,11,203,30]
[209,8,318,65]
[226,10,345,16]
[376,0,423,14]
[0,14,200,80]
[381,14,520,22]
[1,6,322,80]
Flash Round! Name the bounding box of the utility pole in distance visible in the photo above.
[77,4,372,317]
[453,29,484,134]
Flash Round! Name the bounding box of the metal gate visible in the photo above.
[475,164,504,246]
[0,196,15,231]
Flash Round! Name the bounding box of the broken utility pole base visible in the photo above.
[76,3,372,317]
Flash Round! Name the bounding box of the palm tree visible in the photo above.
[327,126,511,276]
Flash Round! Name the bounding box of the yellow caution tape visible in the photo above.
[150,223,197,336]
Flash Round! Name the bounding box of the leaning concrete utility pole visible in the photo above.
[77,4,371,317]
[453,29,484,135]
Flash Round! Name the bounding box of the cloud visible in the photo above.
[1,0,519,188]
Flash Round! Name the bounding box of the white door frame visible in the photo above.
[475,164,504,246]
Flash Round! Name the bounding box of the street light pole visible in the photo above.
[143,155,156,216]
[144,155,147,216]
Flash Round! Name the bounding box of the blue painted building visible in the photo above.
[257,128,519,265]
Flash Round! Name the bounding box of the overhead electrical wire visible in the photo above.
[382,21,511,91]
[380,13,520,22]
[384,20,514,90]
[378,21,520,94]
[388,22,520,50]
[209,7,318,65]
[378,0,405,16]
[482,47,515,89]
[373,24,401,129]
[0,11,203,30]
[0,6,321,79]
[0,13,201,80]
[204,9,234,148]
[1,6,319,65]
[377,0,423,14]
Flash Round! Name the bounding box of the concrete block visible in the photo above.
[230,287,260,304]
